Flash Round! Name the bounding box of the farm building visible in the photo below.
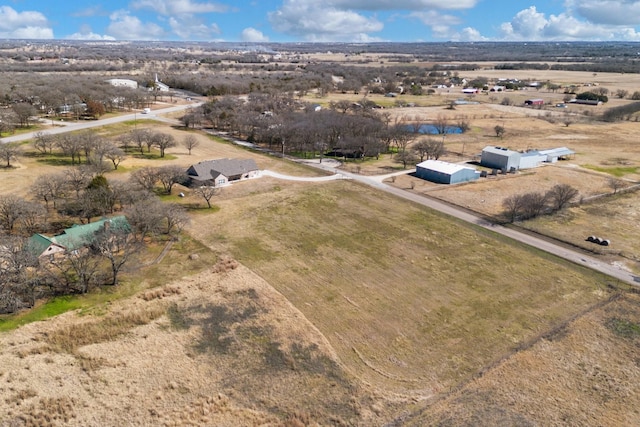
[480,146,522,172]
[524,98,544,106]
[416,160,480,184]
[568,99,602,106]
[462,88,479,94]
[539,147,575,162]
[518,150,548,169]
[186,158,259,187]
[105,78,138,89]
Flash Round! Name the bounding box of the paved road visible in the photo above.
[294,161,640,287]
[0,102,201,144]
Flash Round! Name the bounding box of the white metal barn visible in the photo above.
[480,146,521,171]
[416,160,480,184]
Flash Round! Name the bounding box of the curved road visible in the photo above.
[270,161,640,287]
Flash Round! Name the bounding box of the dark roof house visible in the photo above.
[186,158,259,186]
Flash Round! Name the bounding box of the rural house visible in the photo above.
[415,160,480,184]
[28,216,130,258]
[186,158,259,187]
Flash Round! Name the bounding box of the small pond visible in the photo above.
[407,124,463,134]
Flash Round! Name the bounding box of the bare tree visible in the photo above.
[12,103,36,127]
[0,236,41,310]
[130,167,159,192]
[0,109,18,136]
[55,249,101,294]
[414,137,444,162]
[433,114,449,134]
[502,194,526,223]
[164,203,190,235]
[157,165,186,194]
[104,144,126,170]
[562,115,574,127]
[520,192,548,219]
[494,125,505,138]
[32,173,68,208]
[125,198,165,241]
[93,222,140,285]
[608,177,626,194]
[129,128,150,154]
[395,150,417,169]
[64,166,93,198]
[194,185,219,208]
[33,131,56,154]
[547,184,578,211]
[182,134,200,155]
[56,133,83,164]
[0,195,26,233]
[616,89,629,99]
[152,132,176,157]
[19,201,47,235]
[389,124,412,158]
[0,143,22,167]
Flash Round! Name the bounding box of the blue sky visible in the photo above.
[2,1,640,42]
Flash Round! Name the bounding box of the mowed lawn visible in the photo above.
[188,177,620,396]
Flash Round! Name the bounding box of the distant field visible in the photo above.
[188,178,623,397]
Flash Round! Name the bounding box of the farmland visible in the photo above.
[1,41,640,425]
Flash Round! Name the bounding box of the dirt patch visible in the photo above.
[0,265,392,426]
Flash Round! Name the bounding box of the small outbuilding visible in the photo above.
[539,147,575,162]
[416,160,480,184]
[480,146,521,172]
[518,150,548,169]
[524,98,544,106]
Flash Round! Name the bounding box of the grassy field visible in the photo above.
[2,72,640,424]
[188,177,625,398]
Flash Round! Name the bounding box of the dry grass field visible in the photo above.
[2,65,640,425]
[185,178,627,397]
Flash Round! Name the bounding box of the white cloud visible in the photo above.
[454,27,488,41]
[269,1,383,41]
[0,6,53,39]
[568,0,640,26]
[410,10,461,39]
[169,17,220,39]
[131,0,228,15]
[323,0,477,10]
[241,27,269,42]
[503,6,548,40]
[107,11,165,40]
[66,25,116,41]
[497,5,638,41]
[268,0,478,41]
[130,0,227,39]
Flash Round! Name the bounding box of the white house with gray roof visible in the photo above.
[186,158,259,187]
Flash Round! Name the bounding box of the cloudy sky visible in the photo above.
[2,0,640,42]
